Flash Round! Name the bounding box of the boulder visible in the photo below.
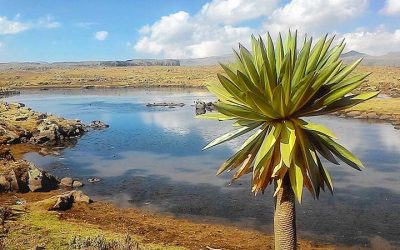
[51,192,75,210]
[28,164,59,192]
[0,169,19,192]
[72,190,91,203]
[72,180,84,187]
[48,190,92,211]
[60,177,74,187]
[0,160,59,193]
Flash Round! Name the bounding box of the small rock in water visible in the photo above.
[88,177,101,183]
[195,100,206,115]
[89,120,109,129]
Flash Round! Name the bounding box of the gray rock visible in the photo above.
[195,100,206,115]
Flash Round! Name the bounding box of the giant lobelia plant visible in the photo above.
[198,31,379,250]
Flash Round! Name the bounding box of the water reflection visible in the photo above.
[5,89,400,249]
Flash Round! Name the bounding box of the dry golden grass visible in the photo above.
[1,65,399,96]
[0,66,220,89]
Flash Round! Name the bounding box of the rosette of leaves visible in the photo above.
[198,31,379,202]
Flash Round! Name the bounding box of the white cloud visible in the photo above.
[134,9,254,58]
[95,31,108,41]
[134,0,400,58]
[341,27,400,55]
[0,16,30,34]
[0,14,60,35]
[200,0,278,24]
[0,42,4,48]
[380,0,400,15]
[263,0,368,35]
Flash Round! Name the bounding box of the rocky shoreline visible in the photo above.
[334,109,400,130]
[0,101,108,208]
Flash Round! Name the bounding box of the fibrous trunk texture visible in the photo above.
[274,175,297,250]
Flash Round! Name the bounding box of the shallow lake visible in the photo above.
[5,89,400,249]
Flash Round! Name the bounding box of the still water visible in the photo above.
[5,89,400,249]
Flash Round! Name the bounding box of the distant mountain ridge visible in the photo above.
[0,50,399,69]
[0,59,180,70]
[181,50,400,67]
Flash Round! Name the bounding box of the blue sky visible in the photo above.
[0,0,399,62]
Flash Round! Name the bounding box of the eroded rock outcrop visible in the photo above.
[0,158,59,193]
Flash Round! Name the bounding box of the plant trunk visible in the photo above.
[274,175,297,250]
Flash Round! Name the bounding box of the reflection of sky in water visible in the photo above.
[6,89,400,249]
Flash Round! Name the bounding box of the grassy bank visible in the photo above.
[0,192,333,250]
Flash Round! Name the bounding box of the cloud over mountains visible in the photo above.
[135,0,400,58]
